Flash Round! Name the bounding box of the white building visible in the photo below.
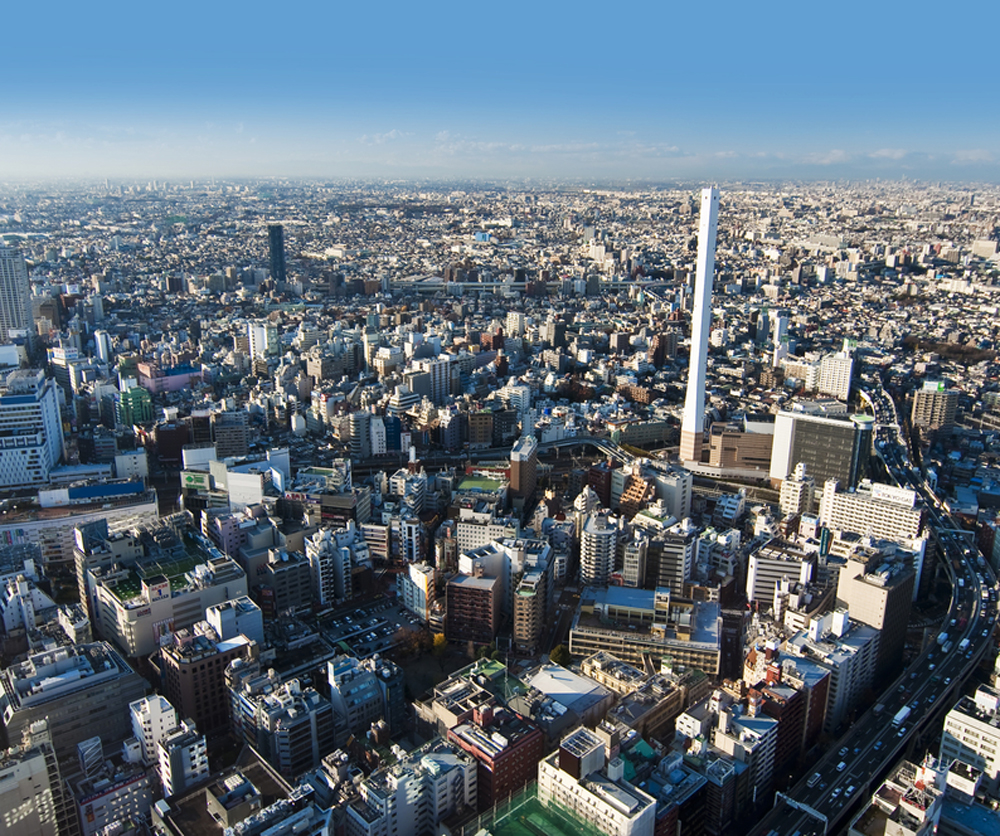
[399,562,435,622]
[745,541,814,605]
[157,720,208,798]
[819,479,923,542]
[345,740,477,836]
[941,685,1000,794]
[679,188,720,465]
[581,512,618,587]
[537,727,656,836]
[785,610,879,733]
[130,695,178,766]
[0,370,63,488]
[780,462,815,517]
[818,351,854,401]
[205,596,264,647]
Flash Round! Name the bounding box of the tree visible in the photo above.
[432,633,448,656]
[549,644,572,667]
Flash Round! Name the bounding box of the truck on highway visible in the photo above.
[937,632,949,645]
[893,706,911,726]
[959,638,970,652]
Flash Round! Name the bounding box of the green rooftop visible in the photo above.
[457,476,504,492]
[109,534,215,603]
[462,783,606,836]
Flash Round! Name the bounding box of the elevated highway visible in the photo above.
[750,386,998,835]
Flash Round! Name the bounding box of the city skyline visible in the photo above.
[3,1,998,182]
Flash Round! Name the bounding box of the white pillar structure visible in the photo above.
[680,187,720,464]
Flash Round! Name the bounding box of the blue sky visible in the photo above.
[2,1,997,181]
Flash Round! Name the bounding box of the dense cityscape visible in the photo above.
[1,176,1000,836]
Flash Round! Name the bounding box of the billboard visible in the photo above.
[181,471,210,491]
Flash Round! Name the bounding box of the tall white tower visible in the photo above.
[680,187,720,464]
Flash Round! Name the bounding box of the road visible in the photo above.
[750,386,999,836]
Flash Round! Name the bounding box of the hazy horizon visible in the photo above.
[4,1,998,183]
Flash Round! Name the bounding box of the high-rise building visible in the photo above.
[130,695,178,766]
[510,434,538,500]
[581,512,618,587]
[249,679,337,778]
[819,479,923,542]
[346,740,477,836]
[350,410,372,460]
[157,720,208,797]
[836,554,914,679]
[446,571,501,645]
[158,628,256,737]
[769,409,873,489]
[212,411,249,459]
[328,654,408,738]
[911,381,959,430]
[268,224,286,284]
[817,351,854,401]
[0,369,62,487]
[745,540,814,605]
[0,247,34,349]
[680,187,720,464]
[93,329,113,364]
[779,462,815,517]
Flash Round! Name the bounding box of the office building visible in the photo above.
[251,679,337,779]
[345,739,477,836]
[448,705,544,810]
[713,699,779,801]
[745,539,814,605]
[0,247,34,348]
[0,369,63,488]
[817,350,854,401]
[71,738,153,836]
[212,411,250,459]
[651,518,698,592]
[159,628,256,737]
[941,685,1000,794]
[769,408,873,488]
[158,719,208,797]
[206,596,265,647]
[819,479,924,542]
[0,721,74,836]
[836,554,914,679]
[513,569,547,653]
[784,610,879,733]
[399,561,435,622]
[268,224,286,284]
[0,642,147,769]
[538,727,657,836]
[680,187,720,465]
[570,586,722,676]
[130,695,178,766]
